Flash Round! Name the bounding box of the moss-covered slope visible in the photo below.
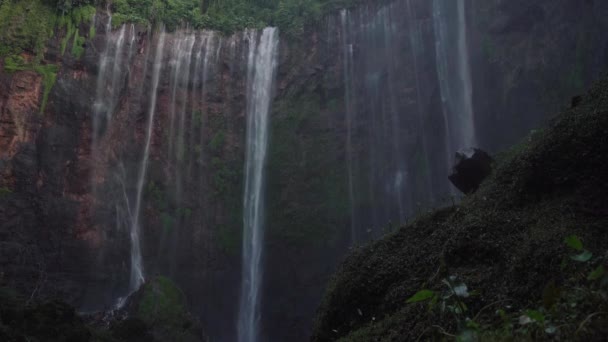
[312,76,608,341]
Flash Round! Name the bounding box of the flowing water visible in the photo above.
[340,9,357,244]
[238,27,279,342]
[129,29,166,293]
[339,1,417,240]
[433,0,476,170]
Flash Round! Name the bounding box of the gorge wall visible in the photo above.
[1,0,607,341]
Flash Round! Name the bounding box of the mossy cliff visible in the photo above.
[312,77,608,341]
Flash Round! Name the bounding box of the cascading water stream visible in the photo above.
[433,0,476,172]
[237,27,279,342]
[128,29,166,294]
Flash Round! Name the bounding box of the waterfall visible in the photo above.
[406,0,434,202]
[433,0,476,171]
[339,1,416,240]
[238,27,279,342]
[128,29,166,293]
[340,9,357,244]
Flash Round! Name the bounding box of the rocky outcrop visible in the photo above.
[448,148,493,194]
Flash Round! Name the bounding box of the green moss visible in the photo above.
[89,24,96,39]
[0,0,94,60]
[266,92,349,246]
[177,207,192,219]
[0,0,57,59]
[217,224,242,255]
[60,21,76,55]
[208,130,225,153]
[0,187,12,197]
[34,64,58,114]
[133,277,202,341]
[71,31,86,59]
[137,276,185,326]
[4,55,57,114]
[70,4,96,25]
[161,212,176,233]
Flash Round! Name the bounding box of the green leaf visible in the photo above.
[466,319,480,330]
[588,265,605,280]
[542,282,562,309]
[406,290,436,303]
[570,250,593,262]
[525,310,545,323]
[565,235,583,251]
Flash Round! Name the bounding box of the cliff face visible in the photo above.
[0,0,607,341]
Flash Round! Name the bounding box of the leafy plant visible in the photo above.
[565,234,593,262]
[406,275,478,338]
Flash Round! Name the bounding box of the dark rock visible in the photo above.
[448,148,493,194]
[571,95,583,108]
[111,318,156,342]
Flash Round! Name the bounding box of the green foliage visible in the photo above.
[405,235,608,341]
[0,186,12,197]
[71,29,86,59]
[134,276,201,341]
[588,265,605,281]
[216,224,241,255]
[565,234,593,262]
[208,130,225,153]
[107,0,361,36]
[273,0,321,36]
[35,63,58,114]
[0,0,94,58]
[266,92,349,245]
[565,234,583,251]
[406,289,436,304]
[1,0,96,114]
[137,277,184,323]
[4,55,58,114]
[161,212,175,232]
[0,0,57,59]
[177,207,192,219]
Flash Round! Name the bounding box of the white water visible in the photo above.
[128,29,166,293]
[237,27,279,342]
[457,0,476,150]
[433,0,476,171]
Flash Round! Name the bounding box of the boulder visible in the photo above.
[448,148,493,194]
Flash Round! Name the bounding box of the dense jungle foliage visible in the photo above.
[0,0,358,38]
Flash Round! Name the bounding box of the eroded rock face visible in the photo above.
[0,70,42,160]
[448,148,493,194]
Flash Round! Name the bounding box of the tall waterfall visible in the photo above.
[339,1,417,241]
[339,9,357,244]
[238,27,279,342]
[129,29,166,293]
[433,0,476,169]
